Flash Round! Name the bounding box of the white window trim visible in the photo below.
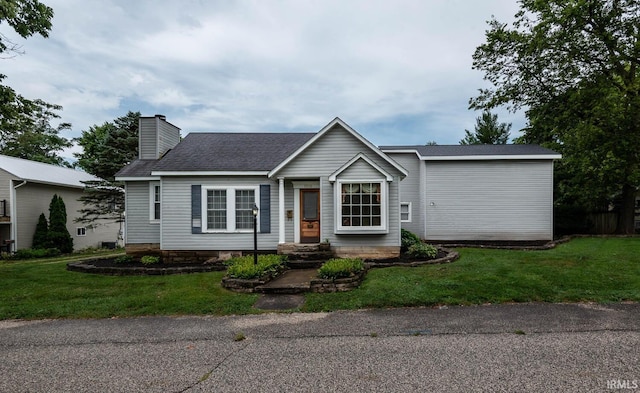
[201,186,259,233]
[334,179,388,234]
[76,227,86,237]
[400,202,412,223]
[149,182,161,224]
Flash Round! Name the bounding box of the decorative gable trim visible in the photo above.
[328,153,394,182]
[268,117,408,178]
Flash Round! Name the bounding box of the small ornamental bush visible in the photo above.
[225,254,286,279]
[140,255,160,265]
[401,229,422,253]
[407,243,438,259]
[318,258,365,280]
[114,255,134,264]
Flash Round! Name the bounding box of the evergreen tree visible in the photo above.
[47,194,73,253]
[74,111,139,224]
[32,213,49,249]
[460,111,511,145]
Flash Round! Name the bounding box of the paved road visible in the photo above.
[1,303,638,392]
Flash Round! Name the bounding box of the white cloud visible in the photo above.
[2,0,524,146]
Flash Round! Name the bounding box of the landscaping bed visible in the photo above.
[366,248,459,267]
[67,257,226,275]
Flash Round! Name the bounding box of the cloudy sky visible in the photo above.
[3,0,525,154]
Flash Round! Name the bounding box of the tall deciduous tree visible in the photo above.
[74,111,140,225]
[460,110,511,145]
[1,0,71,165]
[470,0,640,234]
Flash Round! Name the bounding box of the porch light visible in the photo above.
[252,204,259,265]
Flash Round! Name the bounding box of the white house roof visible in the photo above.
[0,154,99,188]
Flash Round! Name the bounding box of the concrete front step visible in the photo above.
[287,259,324,269]
[254,269,317,294]
[278,243,334,261]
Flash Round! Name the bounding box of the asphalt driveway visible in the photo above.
[0,303,638,392]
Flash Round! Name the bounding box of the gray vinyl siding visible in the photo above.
[0,169,17,245]
[157,121,181,157]
[424,160,554,241]
[139,118,158,160]
[277,125,398,178]
[14,183,119,250]
[161,176,279,250]
[0,169,16,218]
[276,125,403,248]
[139,117,180,160]
[124,181,160,244]
[385,153,422,236]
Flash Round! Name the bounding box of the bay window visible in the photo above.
[336,180,387,232]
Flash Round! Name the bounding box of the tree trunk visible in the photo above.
[616,184,636,234]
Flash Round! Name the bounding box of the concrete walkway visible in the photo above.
[255,269,318,294]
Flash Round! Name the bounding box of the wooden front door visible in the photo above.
[300,189,320,243]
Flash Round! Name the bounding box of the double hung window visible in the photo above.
[204,187,257,232]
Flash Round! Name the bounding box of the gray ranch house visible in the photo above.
[116,115,560,262]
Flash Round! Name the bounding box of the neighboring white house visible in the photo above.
[115,115,561,262]
[0,155,121,252]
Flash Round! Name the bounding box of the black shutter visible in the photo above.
[191,185,201,234]
[259,184,270,233]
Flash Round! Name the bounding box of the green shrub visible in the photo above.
[401,229,421,253]
[114,255,134,264]
[225,254,286,279]
[407,243,438,259]
[318,258,365,280]
[47,195,73,254]
[32,213,50,249]
[12,248,61,260]
[140,255,160,265]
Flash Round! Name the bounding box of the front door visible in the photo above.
[300,189,320,243]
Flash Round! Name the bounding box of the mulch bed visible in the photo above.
[365,248,459,268]
[67,257,226,276]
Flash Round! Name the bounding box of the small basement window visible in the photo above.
[400,202,411,222]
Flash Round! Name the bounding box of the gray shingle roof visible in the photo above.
[115,160,159,178]
[117,133,316,177]
[380,144,560,157]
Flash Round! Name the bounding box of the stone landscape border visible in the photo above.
[66,260,225,276]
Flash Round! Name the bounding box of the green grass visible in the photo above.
[1,237,639,319]
[302,237,640,312]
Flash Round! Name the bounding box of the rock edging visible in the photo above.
[367,248,459,268]
[67,260,224,276]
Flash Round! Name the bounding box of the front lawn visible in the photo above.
[0,237,638,319]
[303,237,640,311]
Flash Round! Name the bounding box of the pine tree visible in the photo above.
[47,194,73,253]
[32,213,49,249]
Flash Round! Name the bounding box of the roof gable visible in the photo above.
[269,117,408,178]
[0,154,98,188]
[329,153,394,182]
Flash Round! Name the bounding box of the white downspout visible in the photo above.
[10,180,27,252]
